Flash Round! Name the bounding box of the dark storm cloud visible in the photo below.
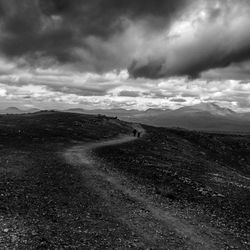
[202,61,250,80]
[1,0,250,80]
[39,0,189,35]
[118,90,141,97]
[128,59,166,79]
[0,0,188,66]
[129,36,250,80]
[0,0,79,64]
[129,0,250,79]
[47,86,108,96]
[170,98,186,103]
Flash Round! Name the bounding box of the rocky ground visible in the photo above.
[95,126,250,249]
[0,112,249,249]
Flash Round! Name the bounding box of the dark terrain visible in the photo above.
[0,111,249,249]
[96,126,250,247]
[3,103,250,133]
[66,103,250,133]
[121,103,250,133]
[65,102,250,134]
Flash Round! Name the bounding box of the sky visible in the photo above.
[0,0,250,111]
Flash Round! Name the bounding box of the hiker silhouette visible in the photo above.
[137,131,141,138]
[133,129,137,137]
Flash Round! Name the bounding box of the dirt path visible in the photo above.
[64,131,243,249]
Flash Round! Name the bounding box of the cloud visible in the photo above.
[0,0,188,71]
[202,61,250,80]
[0,88,7,96]
[118,90,141,97]
[128,0,250,79]
[170,98,186,103]
[1,0,250,80]
[1,68,250,111]
[1,1,250,111]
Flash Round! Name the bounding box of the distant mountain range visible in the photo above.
[65,103,250,133]
[122,103,250,133]
[176,103,236,116]
[2,103,250,133]
[0,107,40,114]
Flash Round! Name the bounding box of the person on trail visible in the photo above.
[137,131,141,138]
[133,129,137,137]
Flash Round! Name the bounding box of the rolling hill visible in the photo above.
[0,111,249,248]
[0,107,40,114]
[2,103,250,133]
[65,103,250,133]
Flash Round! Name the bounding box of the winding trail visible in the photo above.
[63,129,243,249]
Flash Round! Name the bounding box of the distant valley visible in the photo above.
[65,103,250,133]
[2,103,250,133]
